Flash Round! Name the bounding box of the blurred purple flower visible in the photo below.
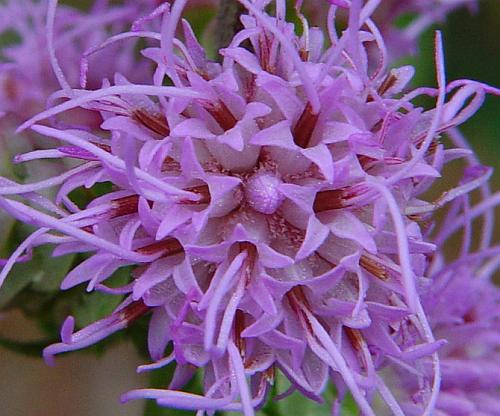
[0,0,158,126]
[0,1,498,415]
[319,0,478,59]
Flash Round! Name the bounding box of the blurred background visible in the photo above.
[0,1,499,415]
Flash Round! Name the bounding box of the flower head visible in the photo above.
[0,0,159,126]
[385,143,500,415]
[317,0,478,59]
[0,1,498,415]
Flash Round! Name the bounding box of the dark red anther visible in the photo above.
[136,238,184,257]
[92,142,112,152]
[132,108,170,137]
[179,184,211,205]
[357,155,377,171]
[234,309,246,356]
[287,286,310,313]
[377,72,398,96]
[238,241,257,262]
[344,327,364,352]
[204,100,238,131]
[313,188,351,213]
[259,34,272,73]
[236,242,258,286]
[81,225,94,234]
[109,194,140,218]
[286,286,313,333]
[344,327,368,371]
[293,102,319,148]
[161,156,181,172]
[299,49,309,62]
[119,299,150,324]
[359,255,389,281]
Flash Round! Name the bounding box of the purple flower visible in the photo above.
[383,147,500,415]
[317,0,479,59]
[0,0,158,127]
[0,1,498,415]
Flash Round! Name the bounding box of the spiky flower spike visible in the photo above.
[0,1,498,415]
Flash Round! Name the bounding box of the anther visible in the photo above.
[359,255,389,281]
[136,238,184,257]
[203,100,237,131]
[234,309,246,357]
[118,300,150,324]
[313,188,352,213]
[238,242,258,285]
[179,184,211,205]
[93,142,112,152]
[109,194,141,218]
[377,72,398,96]
[344,327,368,371]
[344,327,364,352]
[132,108,170,137]
[293,102,319,148]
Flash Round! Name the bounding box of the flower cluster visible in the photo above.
[296,0,478,58]
[0,0,162,125]
[0,1,498,416]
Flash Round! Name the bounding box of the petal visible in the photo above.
[326,211,377,253]
[301,144,334,183]
[296,215,330,260]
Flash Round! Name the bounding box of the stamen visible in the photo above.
[344,327,364,352]
[259,33,274,73]
[407,214,432,232]
[263,365,275,383]
[136,238,184,257]
[313,187,353,213]
[203,100,237,131]
[93,142,112,152]
[178,185,211,205]
[119,299,150,323]
[360,255,389,281]
[161,156,181,171]
[238,241,257,283]
[287,286,310,313]
[357,155,376,170]
[344,327,368,371]
[132,108,170,137]
[81,225,94,233]
[293,102,319,148]
[234,309,246,357]
[377,72,398,96]
[109,194,140,218]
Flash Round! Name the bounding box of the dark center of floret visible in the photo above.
[293,102,319,148]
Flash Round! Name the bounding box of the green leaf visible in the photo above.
[67,181,113,210]
[0,244,74,309]
[272,391,331,416]
[0,215,15,255]
[72,266,131,328]
[31,247,75,292]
